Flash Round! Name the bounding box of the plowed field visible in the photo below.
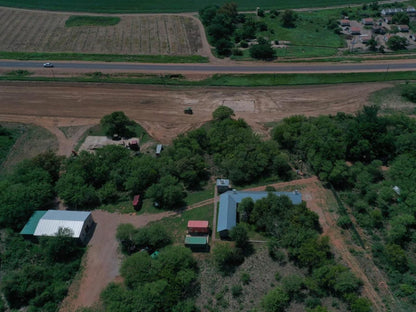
[0,7,202,55]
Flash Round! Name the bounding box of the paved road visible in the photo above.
[1,60,416,73]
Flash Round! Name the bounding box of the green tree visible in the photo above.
[249,42,276,60]
[100,111,135,138]
[281,10,297,28]
[261,287,290,312]
[229,224,249,248]
[212,106,234,120]
[366,37,378,51]
[213,243,244,273]
[392,12,409,25]
[215,38,233,56]
[384,243,408,272]
[146,175,185,209]
[120,252,155,289]
[387,36,408,51]
[238,197,254,222]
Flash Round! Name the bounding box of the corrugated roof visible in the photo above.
[20,211,47,235]
[185,236,208,245]
[33,210,91,238]
[217,191,302,232]
[188,220,209,228]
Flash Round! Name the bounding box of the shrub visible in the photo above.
[249,43,276,60]
[387,36,407,51]
[231,284,243,297]
[232,48,243,56]
[401,84,416,103]
[240,272,251,285]
[337,215,352,229]
[215,38,233,56]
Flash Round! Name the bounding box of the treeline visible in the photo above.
[273,106,416,308]
[101,225,198,312]
[56,107,291,210]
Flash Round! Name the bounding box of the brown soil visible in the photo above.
[0,81,393,155]
[0,7,202,56]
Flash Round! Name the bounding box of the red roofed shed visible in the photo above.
[133,195,142,210]
[188,220,209,234]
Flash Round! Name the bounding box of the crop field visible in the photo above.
[0,0,381,13]
[0,8,202,56]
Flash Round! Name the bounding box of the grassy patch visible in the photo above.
[185,185,215,206]
[0,51,208,63]
[0,0,382,13]
[65,15,120,27]
[5,69,32,77]
[98,200,136,213]
[0,124,22,168]
[369,83,416,114]
[148,204,213,243]
[0,123,57,175]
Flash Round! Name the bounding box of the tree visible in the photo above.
[249,42,276,60]
[229,224,249,248]
[41,227,82,263]
[212,243,244,273]
[146,175,185,209]
[100,111,135,138]
[212,105,234,120]
[392,12,409,25]
[387,36,407,51]
[366,37,378,51]
[120,252,155,289]
[238,197,254,222]
[261,287,290,312]
[215,38,233,56]
[281,10,297,28]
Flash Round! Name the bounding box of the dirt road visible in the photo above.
[0,81,393,152]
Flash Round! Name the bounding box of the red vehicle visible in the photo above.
[133,195,142,210]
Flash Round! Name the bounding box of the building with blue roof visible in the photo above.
[217,190,302,238]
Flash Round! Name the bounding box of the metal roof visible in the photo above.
[185,236,208,245]
[20,211,47,235]
[188,220,209,228]
[216,179,230,186]
[217,191,302,232]
[33,210,91,238]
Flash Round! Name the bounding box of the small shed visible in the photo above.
[216,179,230,194]
[132,194,142,210]
[184,235,209,251]
[156,144,163,156]
[188,220,209,234]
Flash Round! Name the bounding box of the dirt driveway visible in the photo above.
[0,81,393,154]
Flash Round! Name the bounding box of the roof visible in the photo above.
[399,25,409,29]
[185,236,208,245]
[341,19,350,24]
[20,211,47,235]
[350,27,361,33]
[216,179,230,186]
[217,191,302,232]
[33,210,91,238]
[188,220,209,228]
[156,144,163,154]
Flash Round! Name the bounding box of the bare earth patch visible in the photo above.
[0,81,394,150]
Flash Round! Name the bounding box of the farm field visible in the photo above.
[0,8,203,56]
[0,0,386,13]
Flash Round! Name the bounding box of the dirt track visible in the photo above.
[0,81,393,154]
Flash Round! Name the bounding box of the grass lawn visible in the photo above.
[65,15,120,27]
[148,204,213,243]
[0,0,382,13]
[369,83,416,114]
[0,124,23,168]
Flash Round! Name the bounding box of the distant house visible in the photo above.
[341,19,350,26]
[216,179,230,194]
[217,190,302,238]
[156,144,163,156]
[20,210,94,244]
[350,27,361,35]
[407,6,416,15]
[373,26,386,35]
[399,25,410,32]
[360,35,370,43]
[362,18,374,25]
[381,8,404,16]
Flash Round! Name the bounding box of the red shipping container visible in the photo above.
[187,220,209,233]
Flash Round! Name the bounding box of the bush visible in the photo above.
[100,111,135,138]
[261,287,290,312]
[281,10,297,28]
[213,243,244,273]
[232,48,243,56]
[387,36,407,51]
[337,215,352,229]
[215,38,233,56]
[231,284,243,297]
[401,84,416,103]
[240,272,251,285]
[249,43,276,60]
[229,224,249,248]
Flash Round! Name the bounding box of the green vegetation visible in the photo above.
[65,15,120,27]
[401,83,416,103]
[100,111,136,138]
[0,0,379,13]
[273,107,416,310]
[0,51,208,63]
[0,125,21,167]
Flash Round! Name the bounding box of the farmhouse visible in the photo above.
[217,190,302,238]
[20,210,94,243]
[350,27,361,35]
[340,19,350,27]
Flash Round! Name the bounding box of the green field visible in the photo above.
[0,0,384,13]
[65,15,120,27]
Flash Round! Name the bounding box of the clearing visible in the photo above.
[0,7,203,56]
[0,81,394,152]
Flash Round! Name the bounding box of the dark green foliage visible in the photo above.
[116,223,172,255]
[401,84,416,103]
[238,197,254,222]
[281,10,298,28]
[281,274,305,300]
[213,243,244,273]
[0,125,20,166]
[103,245,198,312]
[261,287,290,312]
[240,272,251,285]
[337,215,352,229]
[146,175,186,209]
[65,15,120,27]
[0,231,84,311]
[229,223,249,248]
[212,105,235,120]
[231,284,243,297]
[392,12,409,25]
[387,36,408,51]
[384,244,408,273]
[249,42,276,60]
[100,111,135,138]
[215,39,233,56]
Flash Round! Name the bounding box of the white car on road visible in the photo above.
[43,62,54,68]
